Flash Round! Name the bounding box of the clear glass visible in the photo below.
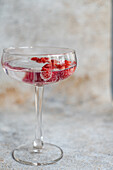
[1,46,77,166]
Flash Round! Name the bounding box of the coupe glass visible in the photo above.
[1,46,77,166]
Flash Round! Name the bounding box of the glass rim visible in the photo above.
[3,46,76,56]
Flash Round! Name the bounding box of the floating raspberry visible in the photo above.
[42,63,52,70]
[65,60,71,65]
[31,57,38,61]
[65,60,71,68]
[47,71,58,83]
[31,57,50,63]
[55,63,65,69]
[51,59,58,67]
[23,72,34,83]
[23,72,43,84]
[40,70,52,80]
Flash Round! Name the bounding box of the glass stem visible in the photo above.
[33,86,44,149]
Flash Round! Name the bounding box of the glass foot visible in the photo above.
[12,143,63,166]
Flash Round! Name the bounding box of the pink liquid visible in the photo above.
[3,59,76,86]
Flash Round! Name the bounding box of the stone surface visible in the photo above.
[0,100,113,169]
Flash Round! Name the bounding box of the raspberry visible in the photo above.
[65,60,71,65]
[51,59,58,67]
[42,63,52,70]
[40,70,52,80]
[44,57,49,62]
[31,57,38,61]
[23,72,43,84]
[31,57,50,63]
[47,71,58,83]
[41,58,46,63]
[65,60,71,68]
[59,68,73,80]
[23,72,34,83]
[55,63,65,69]
[41,64,52,80]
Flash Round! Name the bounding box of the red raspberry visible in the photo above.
[42,63,52,70]
[47,71,58,83]
[65,60,71,68]
[45,57,49,62]
[51,59,58,67]
[65,60,71,65]
[41,58,46,63]
[23,72,34,83]
[31,57,49,63]
[41,63,52,80]
[55,63,65,69]
[40,70,52,80]
[23,71,44,83]
[31,57,38,61]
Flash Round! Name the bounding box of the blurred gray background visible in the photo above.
[0,0,110,109]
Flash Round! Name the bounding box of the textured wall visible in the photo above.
[0,0,110,108]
